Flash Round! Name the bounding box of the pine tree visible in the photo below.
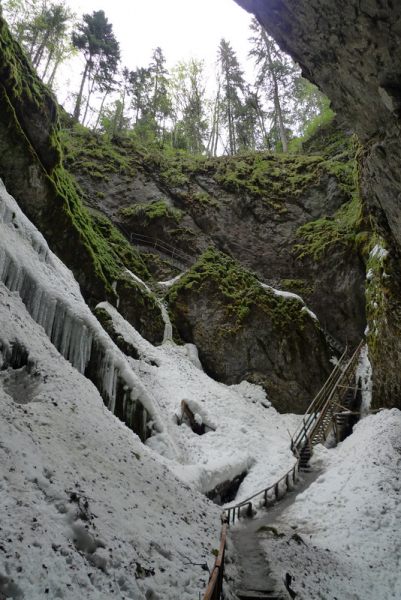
[249,18,297,152]
[148,47,171,142]
[72,10,120,123]
[217,38,247,155]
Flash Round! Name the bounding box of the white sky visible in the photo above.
[65,0,254,73]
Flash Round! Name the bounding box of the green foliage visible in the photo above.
[169,58,209,154]
[1,0,75,87]
[293,137,365,262]
[213,151,323,205]
[288,106,335,153]
[60,124,139,177]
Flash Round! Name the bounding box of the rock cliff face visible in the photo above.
[0,17,164,344]
[65,126,367,351]
[234,0,401,407]
[0,13,379,413]
[167,248,332,413]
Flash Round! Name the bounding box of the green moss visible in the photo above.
[92,306,113,328]
[168,247,310,335]
[257,525,285,538]
[0,17,61,173]
[119,200,183,224]
[282,279,314,295]
[169,227,196,239]
[213,153,325,206]
[90,213,151,280]
[294,194,363,261]
[0,17,151,306]
[61,125,139,177]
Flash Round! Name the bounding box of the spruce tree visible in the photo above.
[72,10,120,123]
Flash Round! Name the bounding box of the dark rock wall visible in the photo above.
[234,0,401,407]
[168,249,332,413]
[69,140,367,350]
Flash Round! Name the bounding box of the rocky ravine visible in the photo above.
[64,123,367,353]
[0,13,370,414]
[235,0,401,409]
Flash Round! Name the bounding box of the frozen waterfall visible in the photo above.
[0,180,158,441]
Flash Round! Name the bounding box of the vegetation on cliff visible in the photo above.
[0,16,164,341]
[168,247,312,335]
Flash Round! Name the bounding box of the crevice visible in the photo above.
[206,471,248,505]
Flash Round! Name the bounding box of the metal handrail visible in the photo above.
[290,346,350,451]
[305,341,364,448]
[113,219,194,265]
[204,341,364,600]
[295,341,364,454]
[224,457,300,525]
[203,458,300,600]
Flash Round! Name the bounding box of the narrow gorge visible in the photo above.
[0,2,400,599]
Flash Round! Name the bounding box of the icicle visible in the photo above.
[0,180,154,441]
[160,302,173,342]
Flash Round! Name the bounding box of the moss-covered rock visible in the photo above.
[167,248,332,413]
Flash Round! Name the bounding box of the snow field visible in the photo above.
[0,284,223,600]
[100,302,300,503]
[262,409,401,599]
[2,178,400,600]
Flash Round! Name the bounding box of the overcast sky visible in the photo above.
[65,0,254,72]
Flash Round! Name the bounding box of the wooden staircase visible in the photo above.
[291,341,364,467]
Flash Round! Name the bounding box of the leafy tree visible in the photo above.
[1,0,75,86]
[72,10,120,123]
[206,72,221,157]
[128,66,153,126]
[291,76,331,136]
[148,47,171,142]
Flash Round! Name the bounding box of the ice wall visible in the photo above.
[124,269,173,342]
[0,180,159,441]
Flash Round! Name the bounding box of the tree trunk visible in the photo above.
[261,29,288,153]
[73,60,89,122]
[47,56,61,87]
[41,47,54,80]
[94,88,111,131]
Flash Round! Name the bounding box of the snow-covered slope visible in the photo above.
[0,180,297,598]
[0,284,222,600]
[1,178,400,600]
[260,409,401,599]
